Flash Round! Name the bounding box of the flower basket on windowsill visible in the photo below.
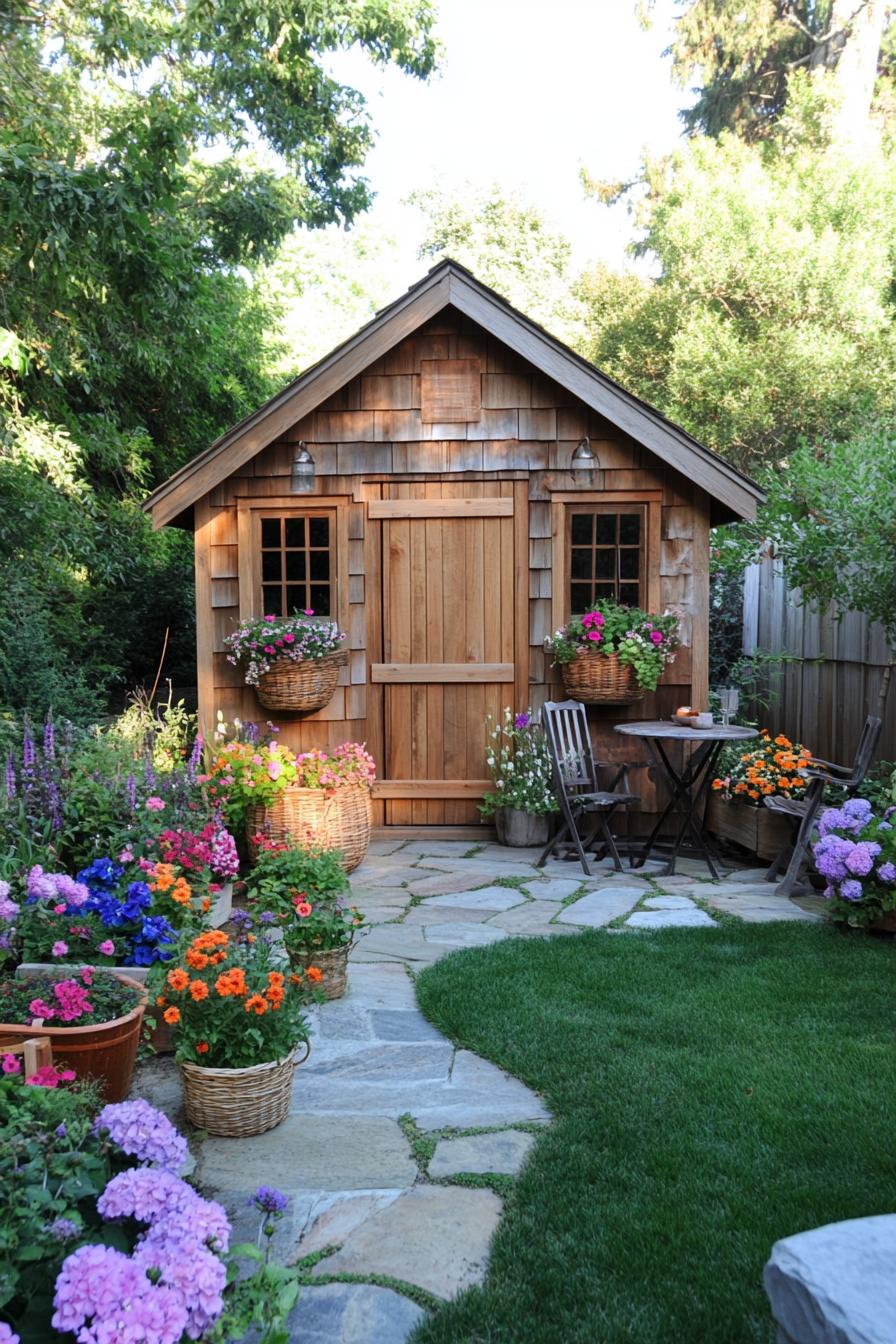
[224,612,348,714]
[545,602,680,707]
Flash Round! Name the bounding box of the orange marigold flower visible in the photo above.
[171,887,191,906]
[774,735,790,747]
[163,1006,181,1025]
[192,929,229,952]
[289,972,302,984]
[209,951,227,965]
[748,789,760,800]
[268,971,285,988]
[167,968,190,992]
[307,966,323,983]
[189,979,209,1001]
[156,995,167,1007]
[186,949,209,970]
[244,994,268,1015]
[196,1041,209,1054]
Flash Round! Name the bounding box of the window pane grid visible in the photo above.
[567,508,644,614]
[260,513,332,618]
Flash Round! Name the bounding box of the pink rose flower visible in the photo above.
[51,941,68,957]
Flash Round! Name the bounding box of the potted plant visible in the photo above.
[707,731,812,860]
[812,797,896,930]
[545,602,680,704]
[0,967,146,1102]
[148,816,239,925]
[156,927,314,1136]
[224,610,348,713]
[245,841,363,999]
[208,740,376,873]
[479,709,558,847]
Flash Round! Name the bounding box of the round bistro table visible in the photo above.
[614,721,757,878]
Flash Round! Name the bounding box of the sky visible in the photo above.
[328,0,686,282]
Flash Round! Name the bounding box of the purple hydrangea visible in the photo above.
[839,879,864,902]
[844,841,881,876]
[48,1217,80,1241]
[93,1099,188,1174]
[843,797,873,822]
[0,1324,20,1344]
[52,1244,188,1344]
[134,1229,227,1339]
[813,834,855,881]
[878,862,896,883]
[97,1168,230,1252]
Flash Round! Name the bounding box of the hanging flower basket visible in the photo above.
[179,1043,310,1137]
[248,783,372,873]
[561,650,645,705]
[223,612,348,715]
[255,649,348,713]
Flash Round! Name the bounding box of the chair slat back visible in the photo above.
[846,715,883,789]
[542,701,598,794]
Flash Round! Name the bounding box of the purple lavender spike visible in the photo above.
[126,773,137,811]
[22,723,35,770]
[245,721,259,745]
[47,780,62,830]
[143,756,156,790]
[4,753,16,801]
[43,714,55,760]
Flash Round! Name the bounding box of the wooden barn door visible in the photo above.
[370,483,525,825]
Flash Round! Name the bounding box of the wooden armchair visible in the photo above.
[764,715,883,896]
[535,700,639,876]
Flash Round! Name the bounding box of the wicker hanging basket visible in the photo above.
[254,650,347,714]
[248,783,372,873]
[288,943,350,1000]
[560,650,646,705]
[178,1041,311,1137]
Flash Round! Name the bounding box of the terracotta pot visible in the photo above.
[287,943,350,1000]
[1,972,147,1101]
[494,807,551,848]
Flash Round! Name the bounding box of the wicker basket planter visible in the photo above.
[560,651,645,706]
[1,972,146,1102]
[287,943,350,1000]
[248,783,372,873]
[255,650,347,714]
[178,1041,311,1137]
[704,794,793,862]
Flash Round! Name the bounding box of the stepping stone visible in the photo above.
[429,1129,537,1178]
[726,868,774,884]
[294,1191,406,1258]
[197,1115,417,1191]
[359,927,450,962]
[407,871,497,897]
[466,844,546,865]
[369,1010,446,1043]
[364,867,422,887]
[423,922,508,946]
[286,1282,426,1344]
[485,900,568,933]
[343,963,417,1009]
[312,1185,503,1299]
[403,904,492,925]
[555,888,643,927]
[423,887,528,912]
[366,839,410,857]
[301,1042,453,1084]
[362,906,407,925]
[641,895,697,910]
[525,878,582,902]
[625,908,717,929]
[399,841,478,858]
[315,1005,374,1043]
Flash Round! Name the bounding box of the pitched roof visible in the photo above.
[144,258,763,528]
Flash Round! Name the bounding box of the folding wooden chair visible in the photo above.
[764,715,882,896]
[535,700,639,876]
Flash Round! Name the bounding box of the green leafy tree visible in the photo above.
[411,182,583,343]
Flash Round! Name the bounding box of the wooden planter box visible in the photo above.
[704,794,793,862]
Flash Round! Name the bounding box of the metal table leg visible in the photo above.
[635,738,727,877]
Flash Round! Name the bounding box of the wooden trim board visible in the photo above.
[372,662,514,684]
[368,498,513,519]
[372,780,491,799]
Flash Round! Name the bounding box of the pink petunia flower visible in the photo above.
[52,941,68,957]
[98,940,115,956]
[2,1053,22,1074]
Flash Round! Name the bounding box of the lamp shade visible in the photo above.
[571,437,597,469]
[291,443,315,493]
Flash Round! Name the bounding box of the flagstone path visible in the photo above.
[134,837,822,1344]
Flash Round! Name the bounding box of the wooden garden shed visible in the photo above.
[145,259,763,829]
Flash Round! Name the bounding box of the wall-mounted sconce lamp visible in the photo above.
[571,436,598,470]
[290,442,315,493]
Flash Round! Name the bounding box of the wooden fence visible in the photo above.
[742,560,895,765]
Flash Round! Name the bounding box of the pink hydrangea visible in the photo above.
[52,1244,188,1344]
[94,1099,188,1174]
[51,940,68,957]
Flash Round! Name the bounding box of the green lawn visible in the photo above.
[412,923,896,1344]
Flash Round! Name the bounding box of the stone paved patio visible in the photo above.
[134,836,822,1343]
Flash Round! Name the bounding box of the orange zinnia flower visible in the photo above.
[307,966,323,983]
[163,1006,180,1025]
[192,929,228,952]
[189,979,209,1001]
[244,994,268,1015]
[196,1041,209,1054]
[268,971,285,988]
[186,949,209,970]
[167,968,190,992]
[156,994,167,1007]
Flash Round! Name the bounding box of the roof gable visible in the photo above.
[144,259,763,528]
